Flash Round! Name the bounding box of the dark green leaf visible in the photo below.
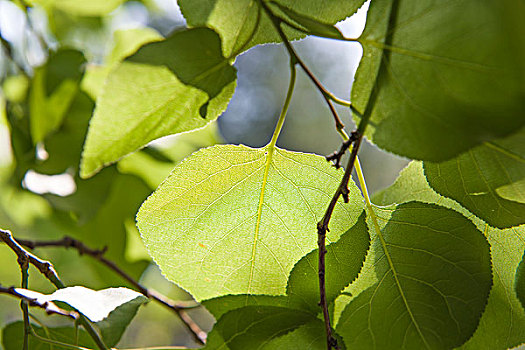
[260,319,345,350]
[516,251,525,311]
[337,201,492,349]
[29,49,85,143]
[424,129,525,228]
[353,0,525,161]
[203,295,289,321]
[179,0,365,57]
[371,162,525,350]
[2,321,96,349]
[268,2,345,39]
[286,211,369,313]
[204,306,317,350]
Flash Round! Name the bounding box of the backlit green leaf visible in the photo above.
[424,129,525,228]
[353,0,525,161]
[80,28,236,178]
[337,201,492,349]
[178,0,365,57]
[137,144,363,301]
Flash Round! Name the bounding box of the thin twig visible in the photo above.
[259,0,350,138]
[325,131,359,169]
[0,284,79,319]
[16,236,207,345]
[0,229,109,350]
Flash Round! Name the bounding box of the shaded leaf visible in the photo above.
[337,201,492,349]
[516,251,525,311]
[287,211,369,313]
[260,319,344,350]
[29,49,86,143]
[179,0,365,57]
[203,295,289,321]
[268,1,345,40]
[204,306,317,350]
[424,129,525,228]
[353,0,525,161]
[373,162,525,350]
[2,321,96,349]
[80,28,236,178]
[137,144,363,301]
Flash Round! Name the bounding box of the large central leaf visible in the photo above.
[353,0,525,161]
[137,145,363,301]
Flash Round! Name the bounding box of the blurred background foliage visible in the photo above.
[0,0,407,347]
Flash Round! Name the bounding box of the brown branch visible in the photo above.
[0,229,109,350]
[15,236,207,345]
[317,131,363,350]
[325,131,360,169]
[0,284,79,320]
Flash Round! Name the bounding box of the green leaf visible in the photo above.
[516,251,525,311]
[260,319,343,350]
[2,75,29,103]
[373,162,525,350]
[496,178,525,204]
[286,211,369,313]
[137,144,363,301]
[30,0,126,16]
[353,0,525,161]
[127,27,236,103]
[178,0,365,57]
[81,28,163,100]
[204,306,318,350]
[80,28,236,178]
[267,1,345,40]
[424,129,525,228]
[29,49,86,144]
[203,295,289,321]
[2,321,96,349]
[336,201,492,349]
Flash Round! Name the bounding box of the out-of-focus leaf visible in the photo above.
[286,211,369,313]
[337,201,492,349]
[373,162,525,350]
[424,129,525,228]
[29,49,85,143]
[29,0,126,16]
[2,322,96,349]
[353,0,525,161]
[2,75,29,103]
[179,0,365,57]
[80,28,236,178]
[137,144,363,301]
